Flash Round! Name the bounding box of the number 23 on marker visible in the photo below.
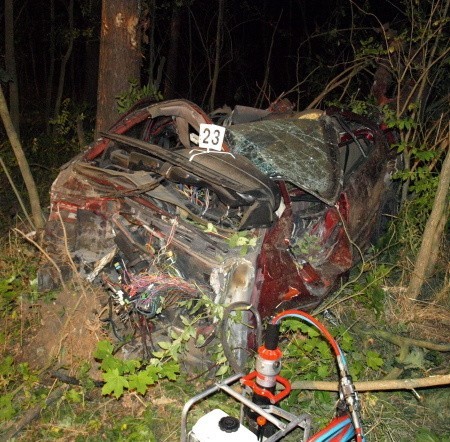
[199,124,226,151]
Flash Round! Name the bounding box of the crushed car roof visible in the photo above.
[227,115,343,205]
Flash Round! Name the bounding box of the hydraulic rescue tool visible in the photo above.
[181,304,365,442]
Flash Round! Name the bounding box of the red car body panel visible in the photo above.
[39,99,398,330]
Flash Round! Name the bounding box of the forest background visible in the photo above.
[0,0,449,440]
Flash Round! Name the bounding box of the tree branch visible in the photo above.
[0,85,44,229]
[292,373,450,392]
[369,328,450,352]
[307,60,367,109]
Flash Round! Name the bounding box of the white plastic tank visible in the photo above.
[189,409,258,442]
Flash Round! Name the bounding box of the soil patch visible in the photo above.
[18,283,107,374]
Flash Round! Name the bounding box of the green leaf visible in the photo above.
[228,233,238,248]
[316,341,331,359]
[236,236,248,246]
[317,364,329,379]
[101,354,122,373]
[281,318,304,332]
[157,341,171,350]
[122,359,141,374]
[0,394,15,421]
[94,340,114,360]
[102,368,129,399]
[215,354,227,365]
[303,324,320,338]
[180,316,191,326]
[0,355,14,377]
[338,332,354,353]
[241,245,249,256]
[145,365,162,378]
[195,334,206,347]
[366,350,384,371]
[151,351,165,359]
[169,328,181,340]
[169,343,180,361]
[205,223,218,233]
[128,368,158,394]
[349,360,364,379]
[401,348,426,369]
[248,237,257,247]
[160,361,180,381]
[215,364,229,377]
[302,338,317,353]
[65,388,83,403]
[314,390,332,405]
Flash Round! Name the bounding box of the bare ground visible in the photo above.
[17,283,106,376]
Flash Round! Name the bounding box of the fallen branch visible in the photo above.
[361,328,450,380]
[369,329,450,352]
[292,373,450,392]
[51,370,104,388]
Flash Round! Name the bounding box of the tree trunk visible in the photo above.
[96,0,141,137]
[45,0,55,134]
[5,0,20,137]
[147,0,156,86]
[163,4,182,100]
[0,86,44,230]
[209,0,225,111]
[255,10,282,108]
[53,0,74,121]
[406,124,450,300]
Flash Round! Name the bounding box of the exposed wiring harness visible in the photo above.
[271,309,365,442]
[102,257,200,318]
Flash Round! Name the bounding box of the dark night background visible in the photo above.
[0,0,447,226]
[1,0,403,124]
[0,4,449,440]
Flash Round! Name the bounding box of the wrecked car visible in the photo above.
[38,99,398,363]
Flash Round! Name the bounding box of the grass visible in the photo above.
[0,226,449,441]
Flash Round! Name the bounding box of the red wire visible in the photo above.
[272,309,364,442]
[271,309,341,357]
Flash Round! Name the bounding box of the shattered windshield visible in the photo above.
[227,116,343,205]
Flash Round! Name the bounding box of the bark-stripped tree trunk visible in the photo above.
[96,0,141,137]
[0,86,44,230]
[406,125,450,300]
[5,0,20,138]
